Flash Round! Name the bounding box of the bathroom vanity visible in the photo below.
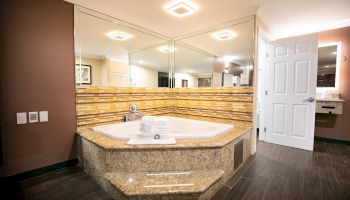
[316,98,344,114]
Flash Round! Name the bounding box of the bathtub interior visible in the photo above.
[91,116,234,140]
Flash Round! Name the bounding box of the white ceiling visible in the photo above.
[66,0,350,39]
[257,0,350,39]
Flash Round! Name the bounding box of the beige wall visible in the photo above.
[75,57,131,87]
[130,65,159,87]
[108,60,130,87]
[174,72,198,88]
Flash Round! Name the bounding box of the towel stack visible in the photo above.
[139,116,169,138]
[139,116,154,137]
[153,117,170,137]
[128,116,175,145]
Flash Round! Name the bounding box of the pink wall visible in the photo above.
[315,27,350,141]
[0,0,77,176]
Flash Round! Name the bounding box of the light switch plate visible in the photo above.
[39,111,48,122]
[28,111,39,123]
[16,112,27,124]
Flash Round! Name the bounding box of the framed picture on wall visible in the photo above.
[75,64,92,85]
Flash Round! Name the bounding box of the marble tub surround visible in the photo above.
[104,170,224,196]
[77,120,252,150]
[77,121,252,200]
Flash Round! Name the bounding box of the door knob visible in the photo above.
[303,97,315,103]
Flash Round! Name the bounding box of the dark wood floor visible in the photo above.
[1,140,349,200]
[213,140,350,200]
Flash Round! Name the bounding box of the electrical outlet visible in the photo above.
[39,111,48,122]
[16,112,27,124]
[28,111,38,123]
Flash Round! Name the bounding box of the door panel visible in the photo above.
[272,104,286,135]
[294,60,309,93]
[274,62,288,93]
[292,104,307,138]
[266,34,318,151]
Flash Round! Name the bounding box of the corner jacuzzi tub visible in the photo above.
[91,116,233,140]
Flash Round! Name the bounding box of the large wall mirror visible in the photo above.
[74,6,254,88]
[317,42,341,89]
[173,16,255,88]
[74,6,170,87]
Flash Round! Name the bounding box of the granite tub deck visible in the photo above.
[77,121,253,200]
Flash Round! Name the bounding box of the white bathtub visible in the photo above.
[91,116,233,140]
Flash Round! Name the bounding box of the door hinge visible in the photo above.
[265,90,268,95]
[264,127,267,132]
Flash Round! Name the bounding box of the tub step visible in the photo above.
[104,169,224,199]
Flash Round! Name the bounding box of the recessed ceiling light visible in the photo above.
[217,56,238,62]
[324,65,329,68]
[212,30,237,41]
[332,51,337,55]
[164,0,198,18]
[139,60,144,64]
[106,31,132,41]
[157,45,176,53]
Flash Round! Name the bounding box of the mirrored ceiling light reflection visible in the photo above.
[157,45,176,53]
[212,30,237,41]
[106,30,133,41]
[218,55,238,62]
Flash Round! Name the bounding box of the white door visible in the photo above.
[266,34,318,151]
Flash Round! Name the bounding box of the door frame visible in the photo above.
[256,32,268,141]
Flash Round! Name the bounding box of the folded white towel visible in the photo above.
[152,125,170,129]
[153,117,169,125]
[153,130,170,135]
[140,126,153,133]
[142,116,155,125]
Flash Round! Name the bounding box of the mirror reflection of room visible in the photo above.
[74,6,170,88]
[174,17,254,88]
[317,45,338,87]
[75,6,254,88]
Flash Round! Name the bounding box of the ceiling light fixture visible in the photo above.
[212,30,237,41]
[332,51,337,55]
[106,31,132,41]
[157,45,176,53]
[164,0,198,18]
[218,55,237,62]
[324,65,329,68]
[139,60,144,64]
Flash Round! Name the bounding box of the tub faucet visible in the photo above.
[124,102,144,122]
[129,102,138,113]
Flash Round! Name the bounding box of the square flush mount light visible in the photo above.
[106,31,132,41]
[164,0,198,17]
[157,45,176,53]
[218,55,238,62]
[212,30,237,41]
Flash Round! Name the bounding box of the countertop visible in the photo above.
[76,121,252,150]
[316,98,344,102]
